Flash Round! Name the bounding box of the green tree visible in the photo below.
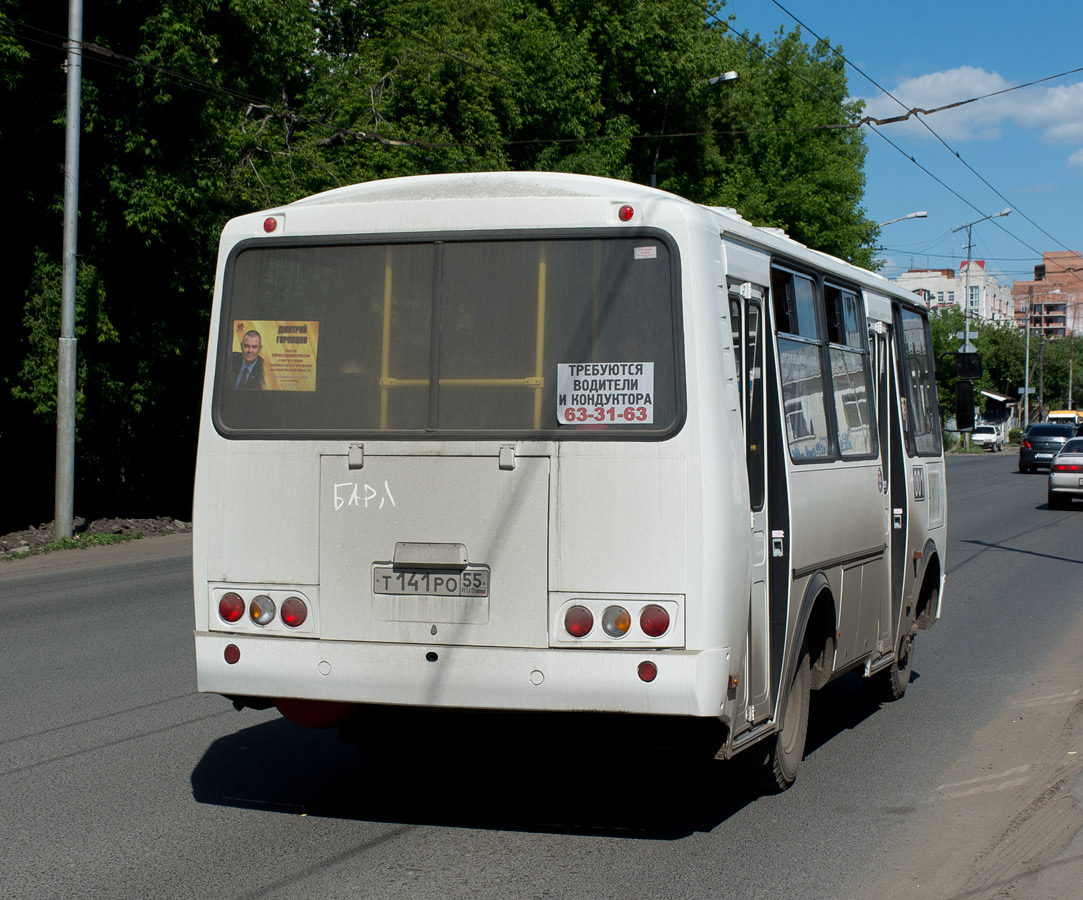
[1,0,882,528]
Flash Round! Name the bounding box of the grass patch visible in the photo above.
[45,532,141,552]
[4,531,142,560]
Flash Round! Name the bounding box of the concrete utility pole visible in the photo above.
[1024,293,1032,425]
[57,0,83,540]
[951,208,1011,444]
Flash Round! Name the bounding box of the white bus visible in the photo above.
[193,172,946,789]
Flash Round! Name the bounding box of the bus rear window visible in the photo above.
[213,235,682,438]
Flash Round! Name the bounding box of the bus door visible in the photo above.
[886,313,909,641]
[870,323,895,650]
[731,285,771,722]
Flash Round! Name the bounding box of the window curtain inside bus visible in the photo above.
[213,236,681,438]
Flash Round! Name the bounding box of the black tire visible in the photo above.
[761,642,811,792]
[1049,491,1068,510]
[868,629,915,703]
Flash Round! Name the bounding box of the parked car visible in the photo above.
[971,425,1003,451]
[1047,438,1083,508]
[1019,423,1076,473]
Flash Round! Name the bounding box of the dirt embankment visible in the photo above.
[0,517,191,559]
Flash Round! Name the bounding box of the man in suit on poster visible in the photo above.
[232,329,266,389]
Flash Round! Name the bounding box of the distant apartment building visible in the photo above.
[891,261,1014,323]
[1011,251,1083,337]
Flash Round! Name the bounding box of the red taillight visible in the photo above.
[640,604,671,637]
[1022,439,1032,449]
[1053,463,1083,472]
[281,596,308,627]
[618,204,634,221]
[218,592,245,623]
[638,661,658,682]
[564,605,594,637]
[263,216,278,233]
[224,644,240,664]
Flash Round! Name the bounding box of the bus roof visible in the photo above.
[245,171,927,316]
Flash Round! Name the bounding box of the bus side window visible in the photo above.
[825,284,876,458]
[730,297,744,418]
[772,267,830,460]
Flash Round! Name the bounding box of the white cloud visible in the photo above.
[856,66,1083,147]
[1069,149,1083,168]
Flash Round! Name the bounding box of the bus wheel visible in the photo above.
[763,642,811,792]
[870,628,915,703]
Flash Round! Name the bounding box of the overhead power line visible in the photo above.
[761,0,1071,255]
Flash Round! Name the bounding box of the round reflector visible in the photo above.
[602,606,631,637]
[640,604,670,637]
[224,644,241,665]
[263,217,278,233]
[218,592,245,623]
[618,204,634,222]
[564,605,594,637]
[281,596,308,627]
[638,660,658,683]
[249,595,276,626]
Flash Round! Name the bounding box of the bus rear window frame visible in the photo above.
[210,227,688,442]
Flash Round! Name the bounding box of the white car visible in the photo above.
[971,425,1003,451]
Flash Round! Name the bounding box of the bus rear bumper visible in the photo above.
[194,632,730,718]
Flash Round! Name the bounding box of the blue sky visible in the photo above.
[723,0,1083,284]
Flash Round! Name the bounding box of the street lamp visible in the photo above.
[879,211,927,227]
[707,71,739,86]
[951,207,1011,349]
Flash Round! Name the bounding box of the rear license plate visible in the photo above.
[1036,453,1054,459]
[372,566,489,598]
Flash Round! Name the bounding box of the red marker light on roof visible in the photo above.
[263,217,278,233]
[618,205,634,222]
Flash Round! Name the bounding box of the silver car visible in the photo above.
[1047,438,1083,508]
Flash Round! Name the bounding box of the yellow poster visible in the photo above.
[231,320,319,391]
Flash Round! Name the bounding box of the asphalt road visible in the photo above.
[1,452,1081,900]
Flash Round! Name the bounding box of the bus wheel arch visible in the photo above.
[914,546,941,632]
[804,584,837,691]
[760,578,833,791]
[762,636,811,791]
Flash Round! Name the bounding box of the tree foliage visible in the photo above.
[1,0,883,528]
[930,307,1082,425]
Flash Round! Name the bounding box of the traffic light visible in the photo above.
[956,351,983,380]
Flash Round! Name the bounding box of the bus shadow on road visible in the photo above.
[190,710,773,839]
[191,685,891,839]
[804,668,914,757]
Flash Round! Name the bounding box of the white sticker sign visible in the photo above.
[557,362,654,425]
